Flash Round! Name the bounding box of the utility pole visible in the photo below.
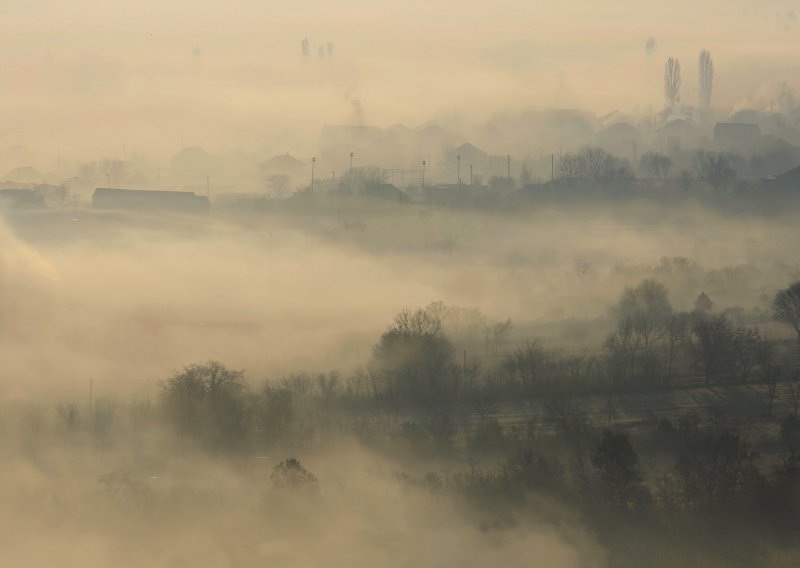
[311,156,316,193]
[507,154,511,182]
[551,153,554,182]
[349,152,354,192]
[421,160,426,187]
[331,171,335,183]
[457,155,461,185]
[632,140,638,164]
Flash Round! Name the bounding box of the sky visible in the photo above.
[1,0,800,161]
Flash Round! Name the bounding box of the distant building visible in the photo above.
[170,147,216,181]
[362,183,407,202]
[92,188,209,213]
[596,122,643,162]
[0,188,45,208]
[424,183,488,204]
[258,153,306,179]
[655,119,706,155]
[2,166,45,185]
[766,165,800,191]
[444,143,507,181]
[713,122,761,153]
[749,136,800,177]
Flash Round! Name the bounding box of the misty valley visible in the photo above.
[6,2,800,565]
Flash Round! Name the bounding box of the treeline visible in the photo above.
[141,279,800,455]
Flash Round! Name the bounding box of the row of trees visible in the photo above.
[553,145,761,191]
[663,49,714,109]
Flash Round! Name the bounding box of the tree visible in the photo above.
[617,280,672,323]
[675,430,762,511]
[639,151,672,179]
[694,292,713,314]
[645,37,657,57]
[765,365,781,417]
[266,174,290,195]
[693,151,738,190]
[339,166,387,194]
[698,49,714,110]
[592,430,648,509]
[773,282,800,344]
[666,312,690,378]
[271,458,318,492]
[607,280,673,384]
[162,361,246,447]
[733,327,766,384]
[690,315,736,385]
[370,308,459,404]
[664,57,681,107]
[558,152,586,179]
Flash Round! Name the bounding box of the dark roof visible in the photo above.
[597,122,642,141]
[713,122,761,140]
[92,187,209,212]
[0,188,45,208]
[447,142,488,160]
[771,165,800,185]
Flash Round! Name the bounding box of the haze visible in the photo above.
[4,1,800,567]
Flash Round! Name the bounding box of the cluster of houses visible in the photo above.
[2,107,800,213]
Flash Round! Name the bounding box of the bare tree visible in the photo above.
[698,49,714,110]
[773,282,800,344]
[664,57,681,107]
[690,315,736,385]
[733,327,765,384]
[765,365,781,417]
[267,174,290,195]
[789,373,800,417]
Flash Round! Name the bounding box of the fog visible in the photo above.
[6,1,800,566]
[4,1,800,164]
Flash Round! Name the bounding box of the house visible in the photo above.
[0,188,45,208]
[92,188,210,213]
[424,183,489,204]
[362,183,407,202]
[2,166,45,185]
[258,153,306,179]
[444,143,507,181]
[749,136,800,177]
[170,147,217,181]
[766,165,800,191]
[713,122,761,153]
[655,119,706,155]
[596,122,643,161]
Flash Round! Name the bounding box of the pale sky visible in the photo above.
[1,0,799,161]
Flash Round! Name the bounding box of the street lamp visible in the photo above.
[311,156,316,193]
[349,152,354,192]
[421,160,426,187]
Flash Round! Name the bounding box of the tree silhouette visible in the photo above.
[271,458,318,492]
[773,282,800,344]
[698,49,714,110]
[592,430,648,509]
[664,57,681,107]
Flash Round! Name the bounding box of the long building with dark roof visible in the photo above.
[92,188,209,213]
